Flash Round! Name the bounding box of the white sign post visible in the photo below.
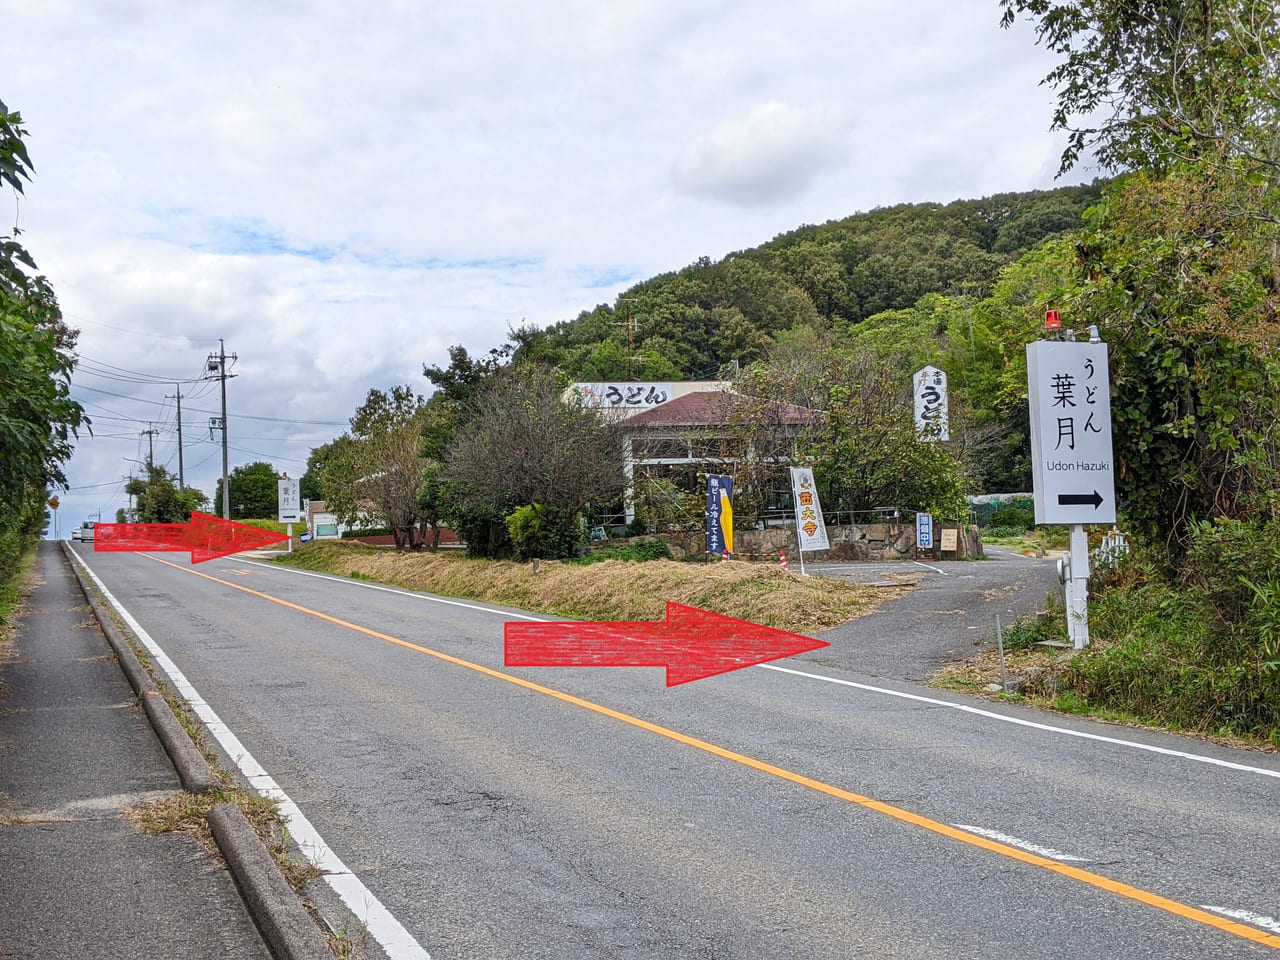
[1027,340,1116,648]
[913,365,949,441]
[789,467,829,576]
[278,476,301,554]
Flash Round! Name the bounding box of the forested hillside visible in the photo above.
[529,183,1103,381]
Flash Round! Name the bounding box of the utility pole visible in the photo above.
[166,385,185,488]
[141,423,158,471]
[617,297,642,376]
[206,339,237,519]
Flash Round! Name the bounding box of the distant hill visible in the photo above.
[529,182,1104,380]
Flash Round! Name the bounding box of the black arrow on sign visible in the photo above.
[1058,490,1104,509]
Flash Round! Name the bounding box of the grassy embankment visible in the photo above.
[272,540,898,635]
[937,531,1280,749]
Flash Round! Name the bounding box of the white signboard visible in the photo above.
[573,382,674,410]
[916,512,934,549]
[277,477,302,524]
[1026,341,1116,525]
[913,365,949,441]
[789,467,830,551]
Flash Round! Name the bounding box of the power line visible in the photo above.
[71,384,346,425]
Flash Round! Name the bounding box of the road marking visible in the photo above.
[1202,908,1280,936]
[252,560,1280,783]
[69,553,432,960]
[758,664,1280,781]
[912,560,948,575]
[123,554,1280,951]
[952,824,1088,862]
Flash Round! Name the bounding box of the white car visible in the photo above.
[79,521,96,542]
[71,527,82,541]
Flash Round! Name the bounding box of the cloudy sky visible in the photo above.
[3,0,1077,531]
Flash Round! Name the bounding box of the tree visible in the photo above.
[741,344,970,518]
[213,461,279,519]
[321,387,439,550]
[443,365,624,558]
[995,0,1280,549]
[1000,0,1280,177]
[125,465,208,523]
[0,98,86,572]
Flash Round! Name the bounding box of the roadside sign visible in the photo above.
[299,532,313,543]
[916,512,934,550]
[1026,341,1116,525]
[789,467,830,551]
[913,366,949,440]
[277,477,302,523]
[706,475,733,555]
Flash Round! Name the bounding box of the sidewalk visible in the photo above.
[0,542,272,960]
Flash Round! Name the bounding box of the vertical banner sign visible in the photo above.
[913,365,949,441]
[1026,341,1116,525]
[277,477,302,523]
[916,512,934,550]
[706,475,734,555]
[789,467,830,551]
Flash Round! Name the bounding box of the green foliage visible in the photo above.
[535,185,1102,380]
[0,99,86,565]
[125,465,208,523]
[318,387,441,550]
[1000,608,1065,651]
[628,474,705,534]
[505,504,582,561]
[980,497,1036,532]
[214,461,279,519]
[1000,0,1280,176]
[570,539,672,565]
[1048,531,1280,743]
[811,355,969,518]
[443,365,623,558]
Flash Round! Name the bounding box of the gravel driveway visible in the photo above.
[798,546,1062,682]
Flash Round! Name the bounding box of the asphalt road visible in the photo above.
[67,544,1280,960]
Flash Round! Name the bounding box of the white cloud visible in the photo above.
[673,100,848,206]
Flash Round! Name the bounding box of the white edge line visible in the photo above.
[912,560,948,575]
[952,824,1088,862]
[70,551,433,960]
[257,558,1280,782]
[1200,906,1280,936]
[757,664,1280,781]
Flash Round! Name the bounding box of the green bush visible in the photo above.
[982,498,1035,532]
[999,605,1065,651]
[1058,561,1280,744]
[571,539,672,565]
[505,505,582,561]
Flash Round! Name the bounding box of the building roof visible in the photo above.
[620,391,821,429]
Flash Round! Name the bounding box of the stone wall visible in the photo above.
[643,522,983,562]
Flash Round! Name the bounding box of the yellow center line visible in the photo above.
[146,553,1280,951]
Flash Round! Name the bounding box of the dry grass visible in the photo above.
[128,788,321,887]
[279,542,900,633]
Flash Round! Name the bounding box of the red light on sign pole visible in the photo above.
[1045,309,1062,330]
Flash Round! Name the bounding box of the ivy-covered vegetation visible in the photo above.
[0,100,86,617]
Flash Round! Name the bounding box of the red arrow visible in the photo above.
[93,511,290,563]
[504,602,830,686]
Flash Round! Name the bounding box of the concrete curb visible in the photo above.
[60,541,219,795]
[209,803,334,959]
[59,543,332,960]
